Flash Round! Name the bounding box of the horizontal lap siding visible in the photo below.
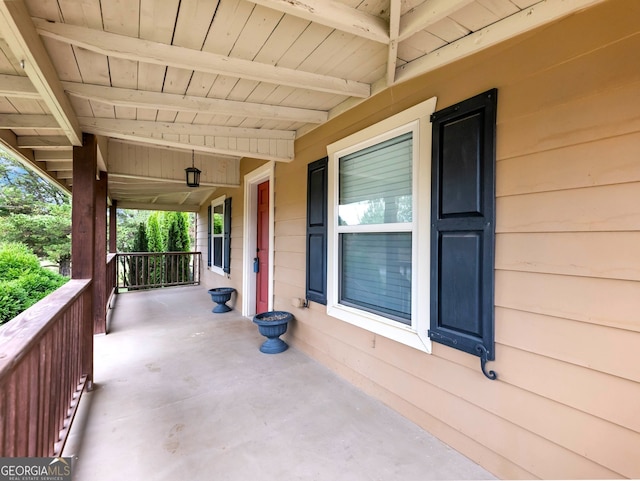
[273,1,640,478]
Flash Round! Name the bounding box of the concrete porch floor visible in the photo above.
[64,286,495,481]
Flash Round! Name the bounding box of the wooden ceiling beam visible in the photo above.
[0,0,82,145]
[34,18,370,98]
[78,117,295,162]
[17,135,72,149]
[109,173,238,189]
[0,114,59,129]
[386,0,401,86]
[399,0,474,42]
[46,160,73,171]
[34,150,71,161]
[61,81,328,124]
[114,201,200,213]
[0,72,39,98]
[248,0,389,44]
[77,117,294,140]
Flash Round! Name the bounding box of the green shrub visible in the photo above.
[0,280,29,325]
[0,242,40,281]
[17,270,67,305]
[0,243,68,326]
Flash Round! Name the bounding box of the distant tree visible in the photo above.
[0,155,71,275]
[165,212,190,252]
[146,213,164,252]
[132,222,148,252]
[0,156,66,215]
[117,210,151,252]
[127,222,149,289]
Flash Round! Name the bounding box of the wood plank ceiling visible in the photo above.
[0,0,602,211]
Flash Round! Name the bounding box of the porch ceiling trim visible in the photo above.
[395,0,607,84]
[60,81,328,124]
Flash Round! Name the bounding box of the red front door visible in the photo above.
[255,181,269,314]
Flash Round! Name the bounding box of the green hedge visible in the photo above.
[0,243,68,326]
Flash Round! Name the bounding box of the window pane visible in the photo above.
[340,232,412,324]
[213,237,223,268]
[339,132,412,226]
[213,207,223,235]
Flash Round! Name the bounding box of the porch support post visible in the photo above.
[72,132,96,384]
[94,171,108,334]
[109,199,117,253]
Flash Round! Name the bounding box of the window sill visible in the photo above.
[327,304,431,353]
[209,266,226,276]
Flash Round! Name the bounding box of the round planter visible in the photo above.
[207,287,235,313]
[252,311,292,354]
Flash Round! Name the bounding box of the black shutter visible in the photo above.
[223,197,231,274]
[429,89,497,379]
[207,205,212,267]
[306,157,328,304]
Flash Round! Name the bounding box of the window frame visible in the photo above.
[209,195,226,276]
[326,97,437,353]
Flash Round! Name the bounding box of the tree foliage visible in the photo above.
[132,222,148,252]
[165,212,190,252]
[0,155,71,274]
[146,213,164,253]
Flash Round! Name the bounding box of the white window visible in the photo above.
[210,195,225,275]
[326,97,437,352]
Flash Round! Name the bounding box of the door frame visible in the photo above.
[242,162,275,316]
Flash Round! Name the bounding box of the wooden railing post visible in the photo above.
[94,172,108,334]
[72,132,96,385]
[109,199,117,253]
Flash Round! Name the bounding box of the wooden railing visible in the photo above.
[117,252,201,291]
[0,279,93,457]
[105,252,117,307]
[106,253,117,297]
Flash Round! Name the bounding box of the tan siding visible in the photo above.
[497,183,640,233]
[496,232,640,281]
[232,1,640,478]
[496,344,640,436]
[497,80,640,160]
[497,131,640,196]
[496,307,640,383]
[496,270,640,332]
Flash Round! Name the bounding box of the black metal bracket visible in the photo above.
[475,344,497,381]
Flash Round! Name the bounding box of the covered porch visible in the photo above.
[63,286,493,480]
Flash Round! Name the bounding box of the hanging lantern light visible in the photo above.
[185,150,201,188]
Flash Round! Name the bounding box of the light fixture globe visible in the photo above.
[185,150,201,187]
[185,166,201,187]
